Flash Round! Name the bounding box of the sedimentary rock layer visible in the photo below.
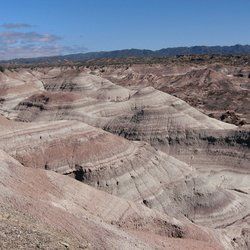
[0,149,225,249]
[0,117,249,236]
[0,67,249,249]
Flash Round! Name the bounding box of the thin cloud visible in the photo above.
[0,31,61,45]
[1,23,34,29]
[0,44,87,60]
[0,28,87,60]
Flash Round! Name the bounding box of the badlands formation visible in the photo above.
[93,59,250,125]
[0,61,249,249]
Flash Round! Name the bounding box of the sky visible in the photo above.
[0,0,249,59]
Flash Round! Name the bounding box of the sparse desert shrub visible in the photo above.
[0,65,5,72]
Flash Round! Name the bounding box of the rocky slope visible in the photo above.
[0,66,249,249]
[0,116,248,230]
[2,149,229,249]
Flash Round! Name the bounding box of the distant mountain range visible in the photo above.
[2,44,250,64]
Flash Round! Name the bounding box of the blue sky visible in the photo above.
[0,0,249,59]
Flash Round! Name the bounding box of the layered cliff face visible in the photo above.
[0,66,249,249]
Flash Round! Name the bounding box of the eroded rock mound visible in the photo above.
[0,66,249,249]
[93,62,250,125]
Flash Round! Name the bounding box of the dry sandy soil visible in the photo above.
[0,62,249,249]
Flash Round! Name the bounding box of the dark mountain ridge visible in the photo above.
[1,44,250,65]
